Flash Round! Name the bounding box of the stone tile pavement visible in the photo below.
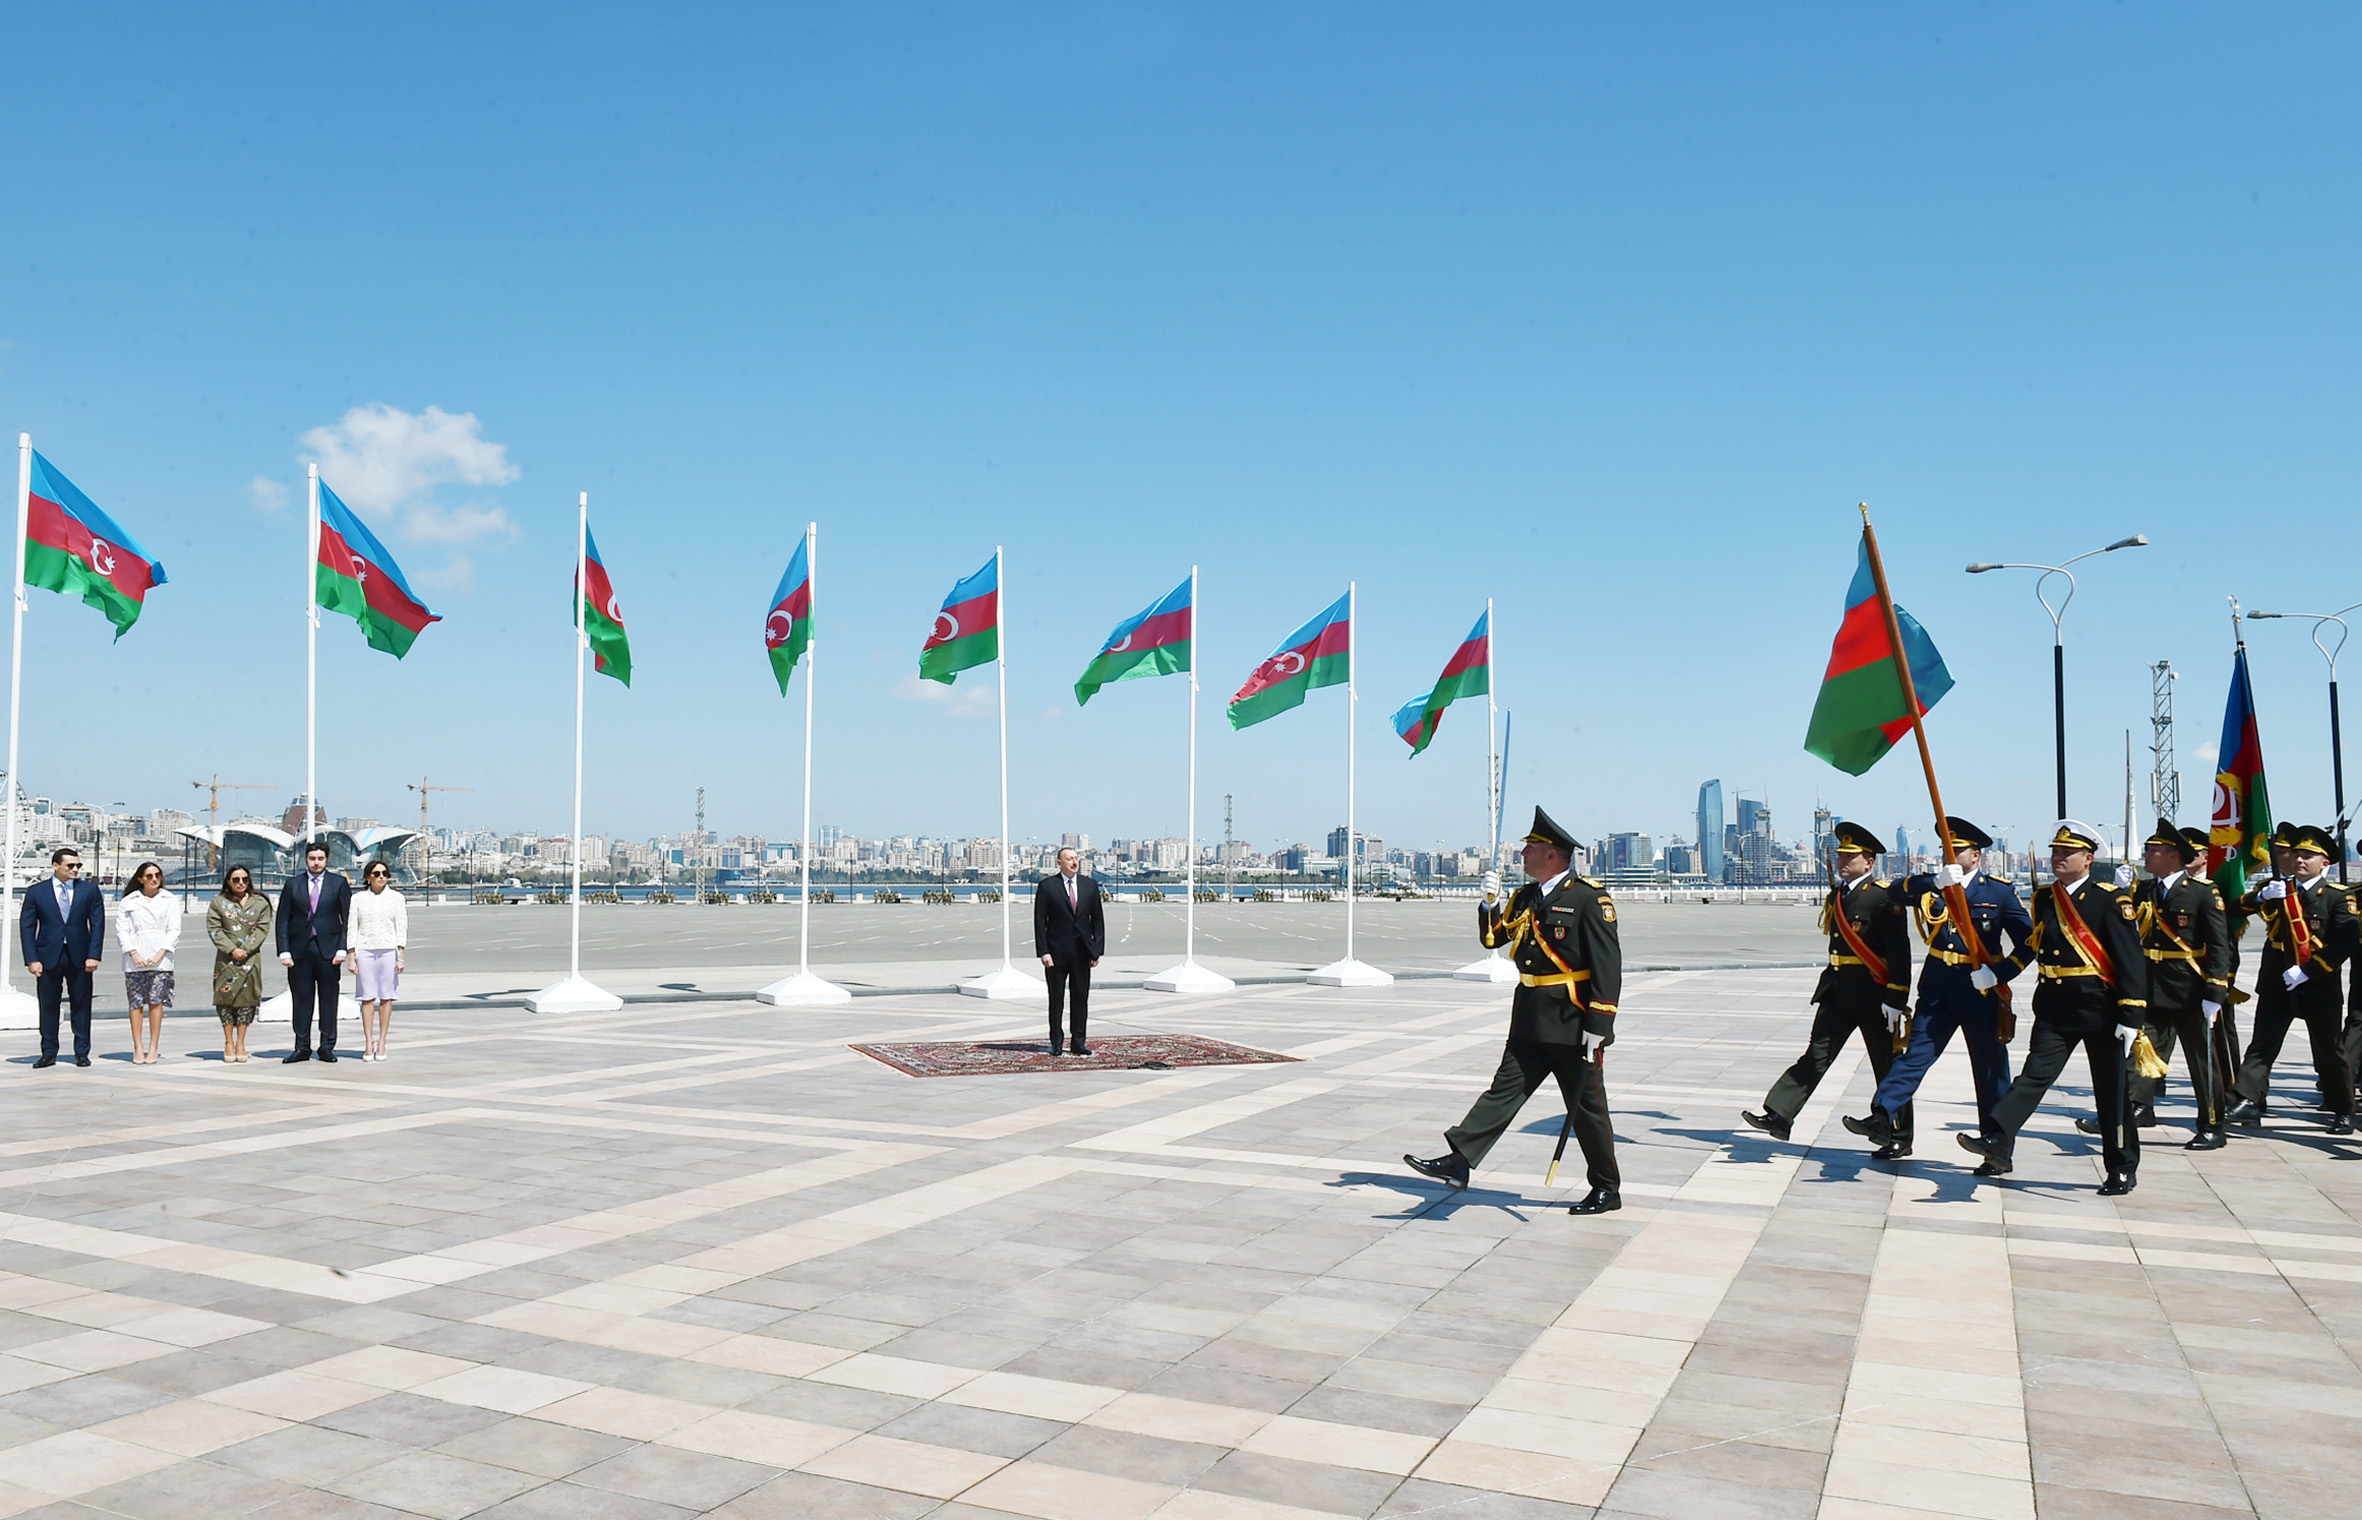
[1,968,2357,1517]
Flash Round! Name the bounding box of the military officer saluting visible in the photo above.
[2083,820,2232,1148]
[1959,821,2150,1194]
[2225,822,2360,1133]
[1744,821,1913,1146]
[1406,807,1624,1215]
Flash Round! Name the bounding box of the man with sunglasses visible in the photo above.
[20,847,104,1068]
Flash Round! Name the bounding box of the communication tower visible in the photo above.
[2150,661,2179,823]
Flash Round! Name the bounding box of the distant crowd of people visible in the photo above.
[22,841,408,1067]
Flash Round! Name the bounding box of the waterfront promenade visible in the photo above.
[0,904,2351,1518]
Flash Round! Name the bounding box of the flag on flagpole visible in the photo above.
[576,525,631,685]
[1803,535,1954,775]
[1392,608,1490,756]
[765,536,813,696]
[920,555,999,683]
[1075,575,1190,704]
[2208,643,2271,906]
[1229,592,1350,730]
[24,452,166,639]
[316,481,441,658]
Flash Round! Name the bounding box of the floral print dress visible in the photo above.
[207,892,272,1011]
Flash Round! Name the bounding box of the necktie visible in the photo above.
[1067,877,1077,909]
[310,874,322,912]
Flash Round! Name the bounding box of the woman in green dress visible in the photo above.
[207,865,271,1063]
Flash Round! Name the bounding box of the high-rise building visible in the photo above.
[1697,780,1725,883]
[1811,805,1835,867]
[1328,825,1351,859]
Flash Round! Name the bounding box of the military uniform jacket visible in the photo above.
[1477,875,1623,1046]
[1882,870,2033,994]
[2001,877,2149,1032]
[1813,876,1910,1011]
[2240,875,2358,984]
[2135,871,2231,1011]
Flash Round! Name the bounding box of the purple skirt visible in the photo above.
[354,948,400,1000]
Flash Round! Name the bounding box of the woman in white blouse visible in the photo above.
[118,861,181,1065]
[350,861,407,1061]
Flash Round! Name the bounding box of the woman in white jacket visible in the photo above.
[118,861,181,1065]
[350,860,407,1061]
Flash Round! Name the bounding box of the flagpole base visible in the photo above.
[526,975,625,1014]
[1452,951,1520,983]
[0,985,34,1030]
[1144,960,1236,995]
[959,963,1044,1000]
[1308,958,1394,988]
[757,971,852,1006]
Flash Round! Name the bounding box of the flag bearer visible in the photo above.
[2083,821,2232,1148]
[1843,817,2031,1159]
[1744,821,1913,1146]
[2225,823,2359,1133]
[1958,821,2150,1195]
[1406,807,1625,1216]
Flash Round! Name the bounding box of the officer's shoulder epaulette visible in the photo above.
[1575,876,1605,891]
[1872,878,1892,889]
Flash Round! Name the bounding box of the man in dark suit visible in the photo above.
[276,841,351,1063]
[21,846,103,1067]
[1033,846,1104,1055]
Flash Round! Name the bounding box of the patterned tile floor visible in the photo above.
[0,969,2355,1518]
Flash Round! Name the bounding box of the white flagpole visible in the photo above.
[759,523,846,1005]
[529,492,621,1013]
[1146,567,1233,996]
[1456,598,1514,981]
[306,464,320,853]
[0,437,33,1024]
[1311,581,1389,987]
[962,545,1033,998]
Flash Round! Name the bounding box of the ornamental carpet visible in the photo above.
[849,1031,1298,1077]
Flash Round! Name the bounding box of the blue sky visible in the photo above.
[4,4,2357,859]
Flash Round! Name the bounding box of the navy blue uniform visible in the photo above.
[1869,871,2032,1136]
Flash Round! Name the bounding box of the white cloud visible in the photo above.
[297,403,519,546]
[246,476,289,513]
[409,555,475,593]
[2193,741,2219,769]
[897,672,997,717]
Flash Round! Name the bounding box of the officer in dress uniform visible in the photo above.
[1958,820,2150,1194]
[1843,817,2031,1158]
[2188,826,2247,1099]
[2082,820,2231,1148]
[2225,823,2360,1133]
[1744,821,1913,1145]
[1405,807,1624,1216]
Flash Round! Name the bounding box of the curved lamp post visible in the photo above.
[2247,602,2362,882]
[1967,535,2149,819]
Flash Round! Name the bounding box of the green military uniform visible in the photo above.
[1436,808,1623,1193]
[2230,823,2360,1128]
[2126,820,2233,1138]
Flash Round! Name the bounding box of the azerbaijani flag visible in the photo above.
[920,554,999,683]
[24,452,166,639]
[2208,644,2271,908]
[1392,608,1490,756]
[1229,592,1349,730]
[765,534,813,696]
[316,481,440,658]
[1802,535,1954,776]
[1075,574,1190,705]
[576,525,631,686]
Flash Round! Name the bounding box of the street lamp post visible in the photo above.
[1966,535,2149,818]
[2246,602,2362,883]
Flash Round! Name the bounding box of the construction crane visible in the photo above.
[191,776,276,870]
[406,778,472,884]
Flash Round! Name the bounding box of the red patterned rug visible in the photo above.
[850,1033,1299,1078]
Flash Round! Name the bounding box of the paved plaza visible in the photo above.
[2,964,2356,1519]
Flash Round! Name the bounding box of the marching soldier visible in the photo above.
[1958,821,2150,1194]
[2189,826,2247,1097]
[2088,821,2232,1148]
[1843,817,2031,1159]
[2225,823,2359,1133]
[1406,807,1624,1216]
[1744,821,1913,1147]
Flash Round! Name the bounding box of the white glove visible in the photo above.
[1938,863,1969,888]
[2260,880,2288,901]
[1970,965,1998,992]
[1581,1030,1606,1058]
[1883,1006,1907,1036]
[2116,1025,2140,1053]
[2202,1000,2223,1025]
[1481,870,1502,903]
[2113,864,2135,888]
[2285,965,2309,989]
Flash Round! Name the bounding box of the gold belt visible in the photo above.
[1828,954,1867,967]
[1519,970,1592,989]
[2039,965,2105,979]
[1931,949,1981,966]
[2144,948,2198,962]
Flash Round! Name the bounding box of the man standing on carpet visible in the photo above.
[1406,807,1625,1216]
[1034,845,1104,1056]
